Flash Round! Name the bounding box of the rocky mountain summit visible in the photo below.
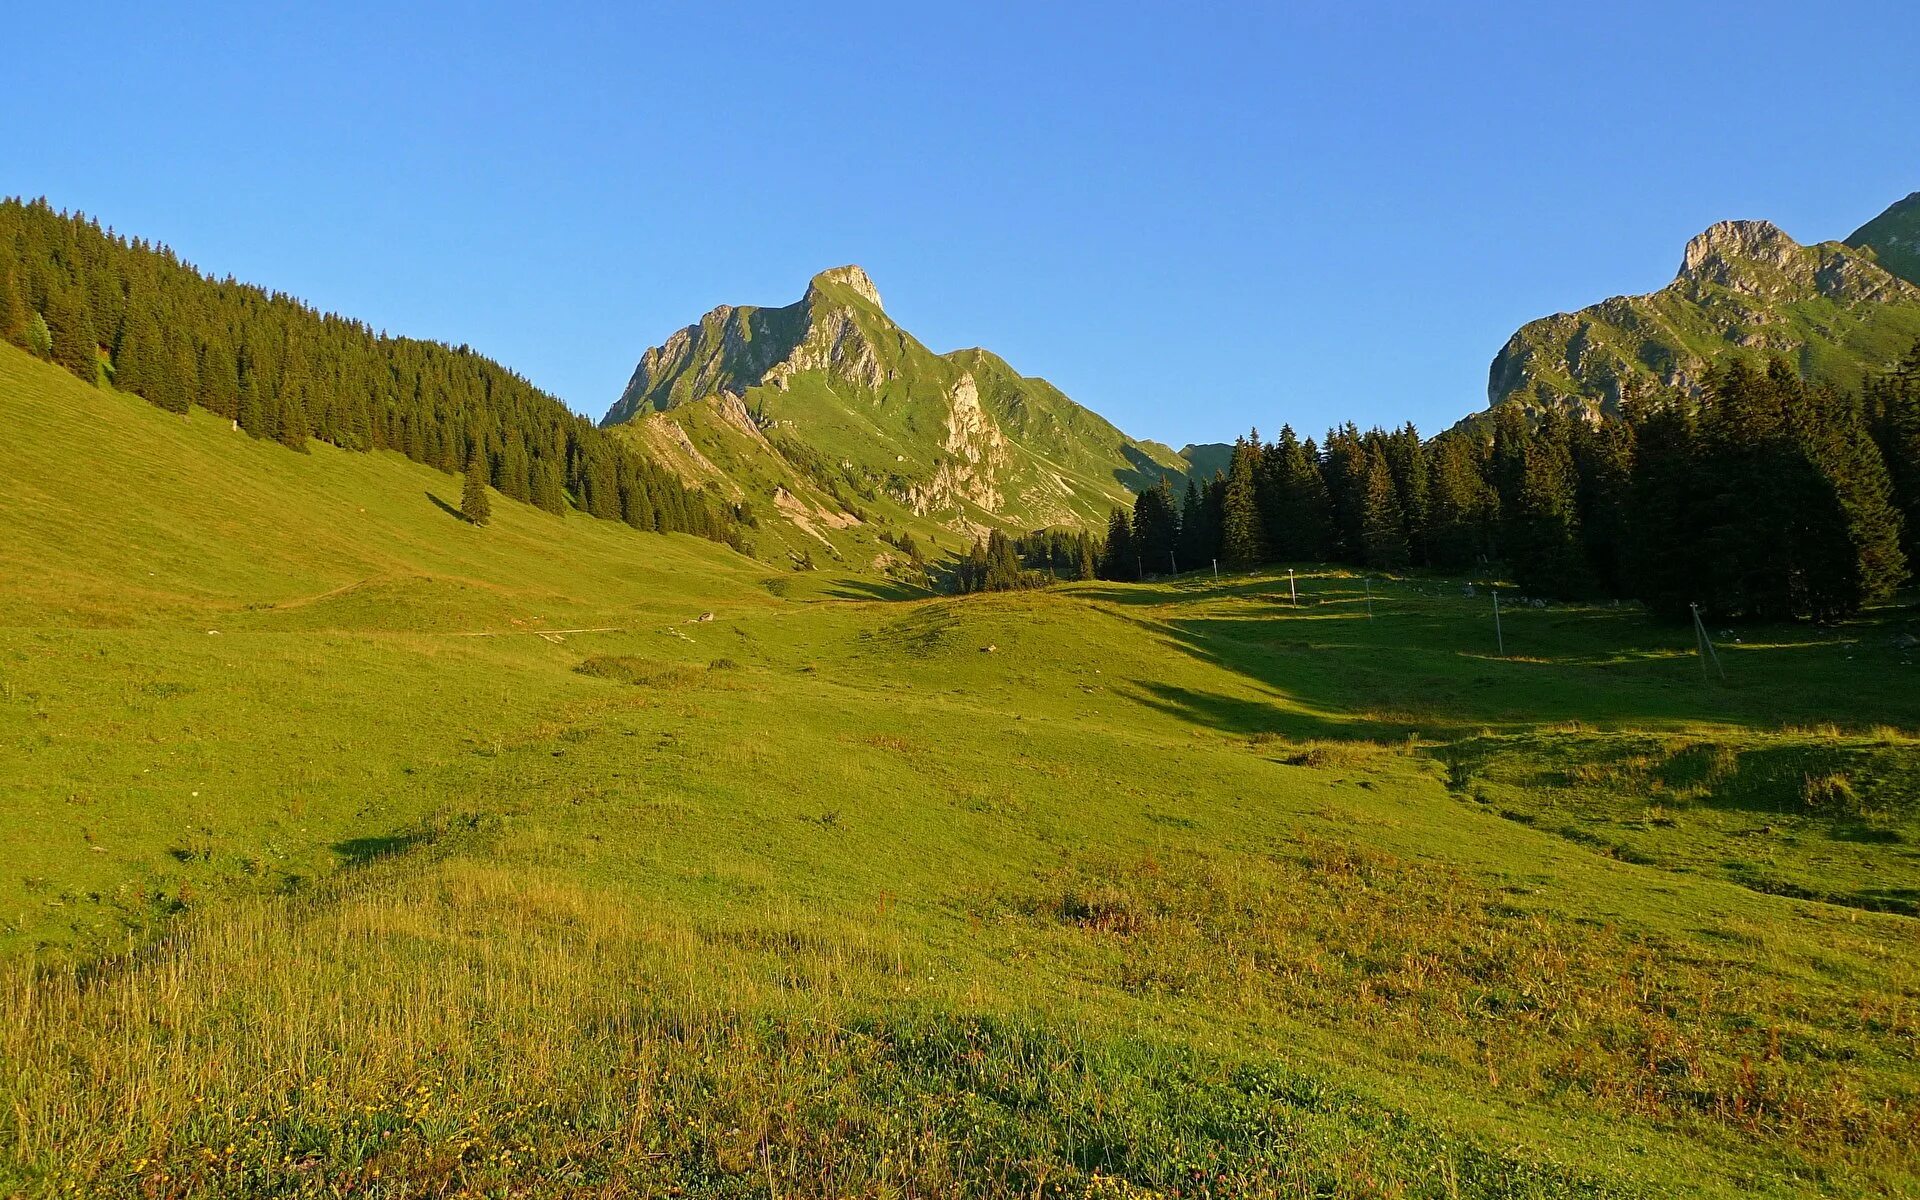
[1487,196,1920,416]
[601,267,1186,566]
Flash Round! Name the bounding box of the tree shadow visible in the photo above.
[332,832,431,866]
[426,491,467,522]
[1096,576,1920,742]
[825,578,930,601]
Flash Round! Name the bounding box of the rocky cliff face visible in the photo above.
[1487,203,1920,416]
[601,267,1186,547]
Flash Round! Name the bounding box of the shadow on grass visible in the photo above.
[425,491,467,523]
[332,831,433,866]
[826,578,929,602]
[1096,579,1920,742]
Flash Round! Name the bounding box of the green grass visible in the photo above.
[2,343,1918,1197]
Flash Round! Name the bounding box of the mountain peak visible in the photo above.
[809,265,883,310]
[1677,219,1800,282]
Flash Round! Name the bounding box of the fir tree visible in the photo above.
[1100,507,1136,581]
[1570,415,1634,594]
[1219,439,1265,569]
[1132,476,1180,575]
[43,286,97,384]
[1507,411,1589,597]
[1271,427,1331,561]
[1424,435,1488,571]
[1074,533,1098,581]
[462,445,493,526]
[1358,450,1409,570]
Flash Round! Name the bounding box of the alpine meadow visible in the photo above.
[5,10,1920,1199]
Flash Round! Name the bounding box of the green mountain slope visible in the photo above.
[1848,190,1920,286]
[1487,210,1920,415]
[601,267,1187,553]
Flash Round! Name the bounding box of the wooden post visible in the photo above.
[1492,588,1505,657]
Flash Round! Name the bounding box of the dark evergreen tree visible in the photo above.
[1271,428,1332,561]
[462,444,493,525]
[1424,435,1489,571]
[1506,411,1589,597]
[1570,415,1634,594]
[1358,449,1409,570]
[1100,507,1136,581]
[1219,438,1265,569]
[1380,423,1430,565]
[1073,532,1098,581]
[43,285,96,384]
[1132,476,1180,575]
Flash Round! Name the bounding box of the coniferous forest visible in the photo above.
[1081,352,1920,623]
[0,198,748,549]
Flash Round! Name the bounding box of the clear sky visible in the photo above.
[10,2,1918,446]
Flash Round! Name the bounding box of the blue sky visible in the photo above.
[10,2,1918,446]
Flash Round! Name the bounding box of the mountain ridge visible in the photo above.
[600,266,1187,565]
[1486,195,1920,416]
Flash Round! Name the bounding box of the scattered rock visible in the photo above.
[696,612,715,623]
[981,644,996,653]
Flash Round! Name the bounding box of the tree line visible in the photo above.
[0,197,748,548]
[1095,348,1919,622]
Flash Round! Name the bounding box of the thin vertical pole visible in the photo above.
[1212,559,1219,582]
[1170,550,1178,576]
[1492,588,1505,657]
[1289,569,1298,607]
[1364,577,1374,621]
[1690,604,1725,681]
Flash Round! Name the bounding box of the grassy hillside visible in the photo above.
[3,342,1919,1197]
[1850,191,1920,287]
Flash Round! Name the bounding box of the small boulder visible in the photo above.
[982,644,997,653]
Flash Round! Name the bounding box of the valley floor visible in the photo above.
[3,348,1918,1198]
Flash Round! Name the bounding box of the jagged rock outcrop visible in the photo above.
[1486,205,1920,417]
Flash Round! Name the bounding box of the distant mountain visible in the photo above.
[1486,201,1920,416]
[1848,191,1920,287]
[1178,443,1233,481]
[601,267,1187,566]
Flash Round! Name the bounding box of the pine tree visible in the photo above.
[1424,435,1488,571]
[1867,340,1920,565]
[0,264,25,346]
[1133,476,1179,575]
[1100,507,1136,581]
[1381,424,1430,565]
[1219,439,1265,569]
[1624,397,1701,617]
[1507,411,1589,597]
[462,445,492,525]
[1320,427,1369,563]
[43,286,97,384]
[1178,478,1214,568]
[1358,450,1409,569]
[1570,415,1634,594]
[1271,427,1331,561]
[1074,533,1098,581]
